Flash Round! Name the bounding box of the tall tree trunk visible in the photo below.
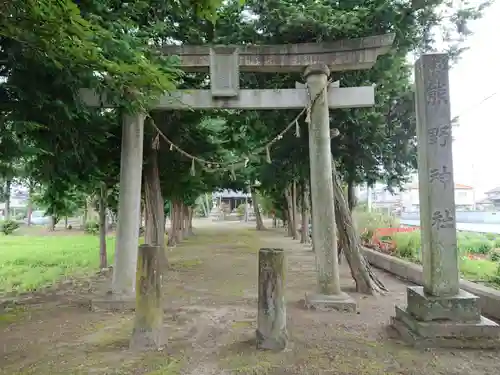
[205,194,211,216]
[347,179,357,212]
[291,181,298,240]
[188,206,194,235]
[168,200,177,247]
[250,187,266,230]
[143,140,166,267]
[177,201,184,242]
[49,215,56,231]
[27,185,33,226]
[284,187,295,238]
[281,202,288,231]
[85,196,93,224]
[200,197,208,217]
[300,180,310,244]
[98,183,108,269]
[143,147,165,249]
[333,171,387,295]
[183,205,190,237]
[308,181,314,251]
[83,206,88,227]
[4,179,11,220]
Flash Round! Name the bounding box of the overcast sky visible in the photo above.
[450,0,500,197]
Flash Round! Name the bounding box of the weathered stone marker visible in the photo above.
[391,53,500,348]
[256,248,287,351]
[130,244,163,351]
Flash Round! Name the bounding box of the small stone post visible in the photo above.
[112,113,145,298]
[304,64,355,312]
[130,244,163,351]
[256,248,287,351]
[391,53,500,348]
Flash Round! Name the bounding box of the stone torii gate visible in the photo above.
[81,34,395,308]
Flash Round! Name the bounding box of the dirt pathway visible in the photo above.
[1,222,500,374]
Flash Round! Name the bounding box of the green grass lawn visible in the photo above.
[0,234,116,294]
[460,257,499,282]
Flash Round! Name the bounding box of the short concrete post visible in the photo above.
[130,244,163,351]
[304,64,355,312]
[112,113,145,297]
[391,53,500,348]
[256,248,287,351]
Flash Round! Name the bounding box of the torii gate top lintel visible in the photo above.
[161,33,395,73]
[79,33,394,109]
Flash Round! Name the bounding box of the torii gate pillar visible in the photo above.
[303,64,356,311]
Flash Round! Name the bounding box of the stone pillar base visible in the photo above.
[406,286,481,322]
[391,286,500,349]
[89,292,135,312]
[304,292,356,312]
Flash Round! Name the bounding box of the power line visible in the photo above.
[452,92,498,123]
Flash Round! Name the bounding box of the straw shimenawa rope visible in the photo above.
[148,78,334,175]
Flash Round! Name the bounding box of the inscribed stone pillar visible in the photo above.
[414,54,459,297]
[112,113,146,297]
[390,53,500,349]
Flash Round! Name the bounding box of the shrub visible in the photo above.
[490,265,500,287]
[360,228,374,244]
[493,238,500,248]
[353,209,399,235]
[393,231,421,261]
[236,203,246,217]
[490,249,500,262]
[484,233,497,241]
[0,219,20,235]
[84,220,99,235]
[458,236,492,255]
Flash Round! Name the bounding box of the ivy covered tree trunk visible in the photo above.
[333,171,387,295]
[98,182,108,269]
[300,180,310,244]
[250,187,266,230]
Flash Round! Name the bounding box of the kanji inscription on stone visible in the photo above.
[210,46,239,97]
[429,166,452,188]
[425,55,449,106]
[431,209,455,230]
[428,125,451,147]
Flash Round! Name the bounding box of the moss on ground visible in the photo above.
[0,306,29,326]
